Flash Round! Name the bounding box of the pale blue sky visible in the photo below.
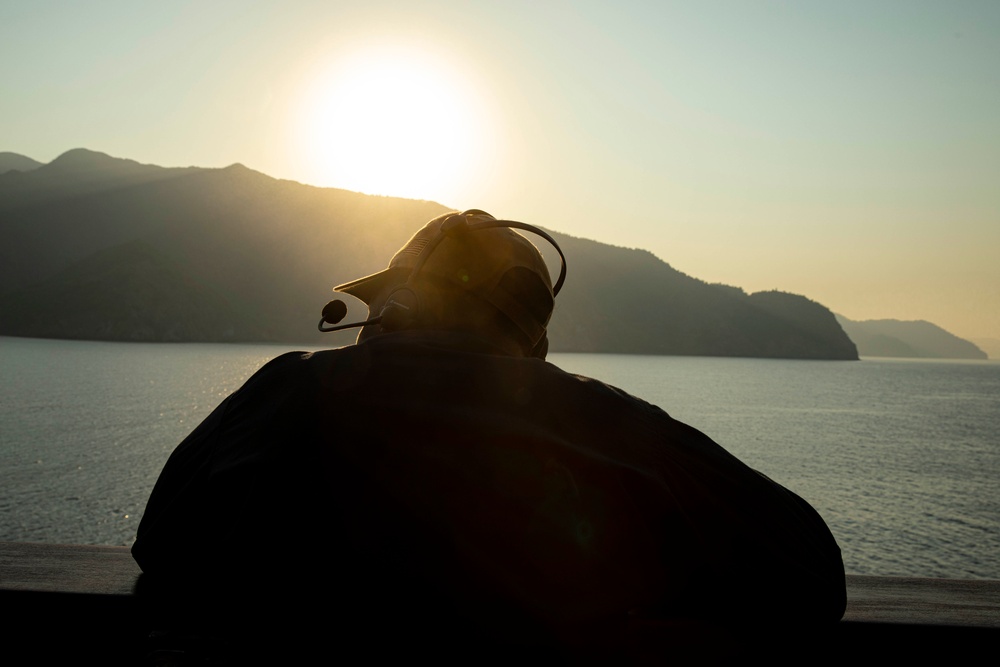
[3,1,998,341]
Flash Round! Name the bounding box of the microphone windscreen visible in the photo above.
[321,299,348,325]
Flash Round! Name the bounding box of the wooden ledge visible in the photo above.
[3,542,999,663]
[4,542,999,628]
[0,541,139,595]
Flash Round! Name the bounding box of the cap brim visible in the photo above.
[333,266,407,304]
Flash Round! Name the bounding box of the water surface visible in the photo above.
[2,337,997,579]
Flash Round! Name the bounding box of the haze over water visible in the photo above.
[2,337,997,580]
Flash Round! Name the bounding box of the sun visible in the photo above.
[293,45,496,202]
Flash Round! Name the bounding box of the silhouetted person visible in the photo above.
[133,210,845,664]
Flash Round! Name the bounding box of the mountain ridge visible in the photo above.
[0,148,859,359]
[0,151,43,174]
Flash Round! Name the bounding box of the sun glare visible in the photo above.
[294,45,495,202]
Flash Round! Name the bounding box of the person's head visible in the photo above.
[334,210,562,358]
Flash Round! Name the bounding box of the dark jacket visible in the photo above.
[133,331,845,655]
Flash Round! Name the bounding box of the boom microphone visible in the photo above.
[321,299,348,325]
[318,299,383,333]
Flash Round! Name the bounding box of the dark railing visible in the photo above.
[3,541,998,664]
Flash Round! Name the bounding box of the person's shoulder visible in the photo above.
[248,349,322,376]
[236,347,358,389]
[544,361,666,410]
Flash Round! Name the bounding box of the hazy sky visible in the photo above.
[3,1,998,342]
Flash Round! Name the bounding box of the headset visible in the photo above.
[319,210,567,357]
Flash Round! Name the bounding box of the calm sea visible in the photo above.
[2,336,998,579]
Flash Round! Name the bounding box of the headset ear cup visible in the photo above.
[380,286,420,332]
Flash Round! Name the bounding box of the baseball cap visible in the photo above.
[334,210,558,345]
